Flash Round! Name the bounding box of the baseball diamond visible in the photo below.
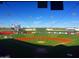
[0,27,79,46]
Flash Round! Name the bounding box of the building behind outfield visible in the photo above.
[24,28,79,35]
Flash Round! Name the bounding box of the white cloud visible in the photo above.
[72,12,77,16]
[32,20,42,25]
[70,20,79,24]
[36,16,42,20]
[28,16,33,18]
[61,20,79,25]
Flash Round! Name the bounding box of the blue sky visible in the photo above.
[0,1,79,28]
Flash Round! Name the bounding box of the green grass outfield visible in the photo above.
[0,33,79,46]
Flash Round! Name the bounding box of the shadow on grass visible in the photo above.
[0,38,79,58]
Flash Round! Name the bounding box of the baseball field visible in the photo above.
[0,31,79,46]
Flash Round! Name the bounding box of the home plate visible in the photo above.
[37,41,45,44]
